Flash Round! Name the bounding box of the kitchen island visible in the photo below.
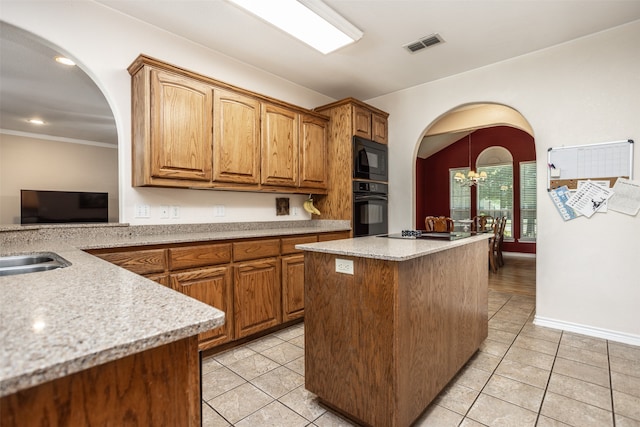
[297,233,490,427]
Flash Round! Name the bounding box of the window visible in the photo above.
[449,168,470,220]
[477,164,513,238]
[520,161,537,241]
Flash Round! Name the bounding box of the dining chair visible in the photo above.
[496,216,507,267]
[488,216,503,273]
[425,216,454,232]
[471,215,494,232]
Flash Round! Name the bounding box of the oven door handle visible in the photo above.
[354,194,388,201]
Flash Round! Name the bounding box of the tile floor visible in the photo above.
[201,290,640,427]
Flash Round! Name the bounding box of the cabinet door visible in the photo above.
[352,104,372,140]
[213,89,261,184]
[234,258,281,338]
[300,114,328,189]
[261,103,299,187]
[281,254,305,322]
[150,69,213,182]
[372,112,388,144]
[171,266,233,348]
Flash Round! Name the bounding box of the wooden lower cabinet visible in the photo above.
[282,254,305,322]
[171,266,233,349]
[234,257,281,338]
[1,336,200,427]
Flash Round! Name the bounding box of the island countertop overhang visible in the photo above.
[296,233,492,262]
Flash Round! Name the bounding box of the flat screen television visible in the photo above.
[21,190,108,224]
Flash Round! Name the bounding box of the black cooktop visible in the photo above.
[379,231,473,241]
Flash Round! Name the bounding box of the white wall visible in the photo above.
[369,21,640,343]
[0,133,118,223]
[0,0,333,225]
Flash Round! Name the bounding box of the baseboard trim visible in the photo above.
[503,252,536,259]
[534,315,640,346]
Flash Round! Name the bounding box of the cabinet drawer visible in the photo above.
[318,231,351,241]
[169,243,232,270]
[281,235,318,255]
[233,239,280,262]
[94,249,167,275]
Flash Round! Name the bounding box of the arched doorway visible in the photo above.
[415,103,536,255]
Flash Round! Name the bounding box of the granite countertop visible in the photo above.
[0,220,350,397]
[296,233,492,261]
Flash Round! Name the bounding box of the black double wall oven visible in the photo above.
[353,136,389,237]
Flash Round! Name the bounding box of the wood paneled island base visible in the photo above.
[302,238,488,427]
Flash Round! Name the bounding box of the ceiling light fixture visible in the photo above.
[454,133,487,187]
[27,118,45,125]
[227,0,363,54]
[54,56,75,66]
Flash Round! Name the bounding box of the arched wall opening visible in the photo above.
[415,103,537,254]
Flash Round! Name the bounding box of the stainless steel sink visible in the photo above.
[0,253,71,277]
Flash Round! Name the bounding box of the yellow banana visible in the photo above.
[303,197,321,216]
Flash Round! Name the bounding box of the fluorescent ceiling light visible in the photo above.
[227,0,363,54]
[54,56,76,66]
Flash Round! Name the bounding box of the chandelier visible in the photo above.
[454,133,487,187]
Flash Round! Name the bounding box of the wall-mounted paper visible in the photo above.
[549,186,579,221]
[608,178,640,216]
[577,180,610,213]
[566,180,615,218]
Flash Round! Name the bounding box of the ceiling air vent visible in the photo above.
[404,34,444,54]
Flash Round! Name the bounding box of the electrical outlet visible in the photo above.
[134,204,150,218]
[335,259,354,275]
[159,205,169,219]
[213,205,225,217]
[170,205,180,219]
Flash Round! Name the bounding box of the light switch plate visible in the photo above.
[159,205,169,219]
[335,259,354,275]
[134,204,150,218]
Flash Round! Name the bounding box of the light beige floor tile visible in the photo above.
[612,371,640,398]
[413,404,464,426]
[482,374,545,412]
[434,383,480,415]
[556,345,609,369]
[488,318,523,334]
[467,393,537,426]
[246,334,285,353]
[513,335,559,356]
[227,353,282,381]
[202,367,247,401]
[234,400,308,427]
[552,357,610,388]
[616,414,640,427]
[284,355,305,376]
[540,391,613,427]
[610,356,640,379]
[519,324,562,343]
[494,358,550,389]
[202,403,231,427]
[278,385,327,422]
[560,332,608,354]
[202,356,224,375]
[479,338,511,357]
[214,346,257,366]
[251,365,304,399]
[536,415,573,426]
[272,324,305,341]
[487,327,517,344]
[609,342,640,362]
[451,365,492,391]
[613,390,640,422]
[459,418,488,427]
[288,334,305,348]
[313,409,359,427]
[261,341,305,365]
[209,382,274,424]
[547,372,611,410]
[467,351,502,373]
[503,346,555,370]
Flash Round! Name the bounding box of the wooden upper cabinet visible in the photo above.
[352,104,373,140]
[372,112,388,144]
[149,69,214,182]
[261,103,299,187]
[300,114,328,189]
[213,89,261,184]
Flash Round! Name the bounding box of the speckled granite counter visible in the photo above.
[295,232,491,261]
[0,220,350,397]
